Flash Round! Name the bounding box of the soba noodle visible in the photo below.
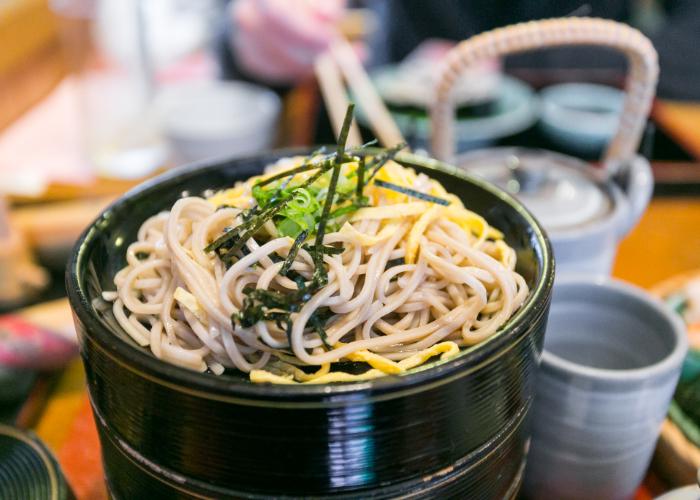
[104,153,528,383]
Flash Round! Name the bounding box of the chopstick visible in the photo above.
[0,196,10,239]
[323,38,406,148]
[314,53,363,148]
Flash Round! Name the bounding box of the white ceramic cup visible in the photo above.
[524,277,688,500]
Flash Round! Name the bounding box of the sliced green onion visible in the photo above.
[211,161,334,258]
[329,203,362,220]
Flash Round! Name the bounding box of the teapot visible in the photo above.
[431,18,657,277]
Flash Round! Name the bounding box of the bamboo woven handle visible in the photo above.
[430,17,658,171]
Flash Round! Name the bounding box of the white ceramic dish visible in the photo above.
[157,80,281,163]
[539,83,624,156]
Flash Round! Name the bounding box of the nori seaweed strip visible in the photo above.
[310,316,332,350]
[284,317,294,350]
[206,214,252,253]
[223,163,331,253]
[365,156,391,183]
[386,257,405,268]
[253,143,367,190]
[365,142,407,183]
[215,204,236,211]
[302,243,344,255]
[312,105,353,286]
[205,206,259,253]
[280,229,308,276]
[253,159,327,189]
[373,179,451,206]
[240,207,258,222]
[216,203,287,259]
[355,156,365,200]
[277,174,295,191]
[336,103,355,158]
[268,253,284,263]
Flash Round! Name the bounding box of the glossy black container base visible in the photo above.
[97,398,530,500]
[67,149,554,499]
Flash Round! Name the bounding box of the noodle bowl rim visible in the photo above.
[66,148,554,402]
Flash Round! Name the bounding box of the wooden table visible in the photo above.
[614,195,700,287]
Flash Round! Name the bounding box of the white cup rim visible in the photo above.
[541,276,688,383]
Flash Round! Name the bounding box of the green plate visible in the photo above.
[356,68,539,150]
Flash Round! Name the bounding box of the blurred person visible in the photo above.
[223,0,700,100]
[229,0,347,84]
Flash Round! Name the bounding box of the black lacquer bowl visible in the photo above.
[66,149,554,499]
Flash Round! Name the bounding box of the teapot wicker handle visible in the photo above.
[430,17,658,171]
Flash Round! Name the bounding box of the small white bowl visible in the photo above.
[539,83,623,156]
[157,80,281,163]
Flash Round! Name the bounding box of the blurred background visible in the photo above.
[3,0,699,306]
[1,1,700,498]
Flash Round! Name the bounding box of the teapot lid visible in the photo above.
[460,148,612,231]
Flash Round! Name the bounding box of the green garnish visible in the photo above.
[373,179,450,206]
[280,229,308,276]
[244,133,400,242]
[336,103,354,157]
[254,157,328,189]
[311,104,353,287]
[310,315,332,350]
[329,202,366,220]
[204,206,259,253]
[231,105,359,348]
[302,243,344,255]
[275,188,322,237]
[365,142,407,183]
[253,141,373,190]
[387,257,405,268]
[355,156,366,201]
[221,104,410,351]
[207,161,335,260]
